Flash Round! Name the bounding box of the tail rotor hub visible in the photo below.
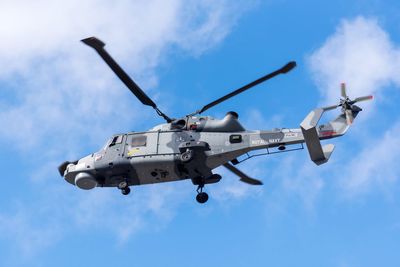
[324,83,373,125]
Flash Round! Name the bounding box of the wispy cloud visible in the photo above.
[0,0,250,76]
[308,16,400,110]
[308,16,400,198]
[340,121,400,197]
[0,181,191,257]
[0,0,253,257]
[257,16,400,212]
[0,0,252,151]
[205,16,400,214]
[70,183,191,243]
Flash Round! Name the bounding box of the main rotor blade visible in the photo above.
[190,61,296,116]
[223,163,263,185]
[81,37,172,122]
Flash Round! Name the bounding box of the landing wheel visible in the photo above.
[180,149,194,163]
[121,187,131,195]
[196,192,209,204]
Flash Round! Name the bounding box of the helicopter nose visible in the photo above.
[61,155,97,189]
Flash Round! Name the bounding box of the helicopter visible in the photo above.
[58,37,373,204]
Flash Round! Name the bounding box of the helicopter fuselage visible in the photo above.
[62,110,349,190]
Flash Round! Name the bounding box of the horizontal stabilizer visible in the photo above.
[223,163,263,185]
[318,144,335,165]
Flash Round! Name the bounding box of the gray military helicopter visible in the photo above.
[58,37,373,203]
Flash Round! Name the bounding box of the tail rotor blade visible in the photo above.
[351,95,373,104]
[323,104,339,111]
[341,83,347,98]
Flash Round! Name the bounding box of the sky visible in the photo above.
[0,0,400,266]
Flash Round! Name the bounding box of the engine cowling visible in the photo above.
[197,112,245,132]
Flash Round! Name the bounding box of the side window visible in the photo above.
[229,134,242,143]
[131,135,147,147]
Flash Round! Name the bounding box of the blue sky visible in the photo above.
[1,0,400,266]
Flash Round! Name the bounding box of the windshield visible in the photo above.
[101,138,112,151]
[101,135,123,150]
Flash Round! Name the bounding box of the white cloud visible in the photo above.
[0,181,191,257]
[0,0,246,75]
[205,16,400,212]
[340,121,400,197]
[308,17,400,107]
[262,155,325,213]
[69,183,190,243]
[0,0,251,151]
[308,16,400,198]
[246,16,400,210]
[0,0,253,256]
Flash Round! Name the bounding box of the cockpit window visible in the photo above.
[106,135,123,148]
[131,135,147,147]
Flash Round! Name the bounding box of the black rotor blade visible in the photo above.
[58,160,78,177]
[191,61,296,116]
[58,161,70,177]
[223,163,263,185]
[81,37,172,122]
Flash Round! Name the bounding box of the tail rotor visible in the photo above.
[338,83,373,125]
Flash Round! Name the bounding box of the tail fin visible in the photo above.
[300,108,335,165]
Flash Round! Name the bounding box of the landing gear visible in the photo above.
[196,184,209,204]
[118,181,131,196]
